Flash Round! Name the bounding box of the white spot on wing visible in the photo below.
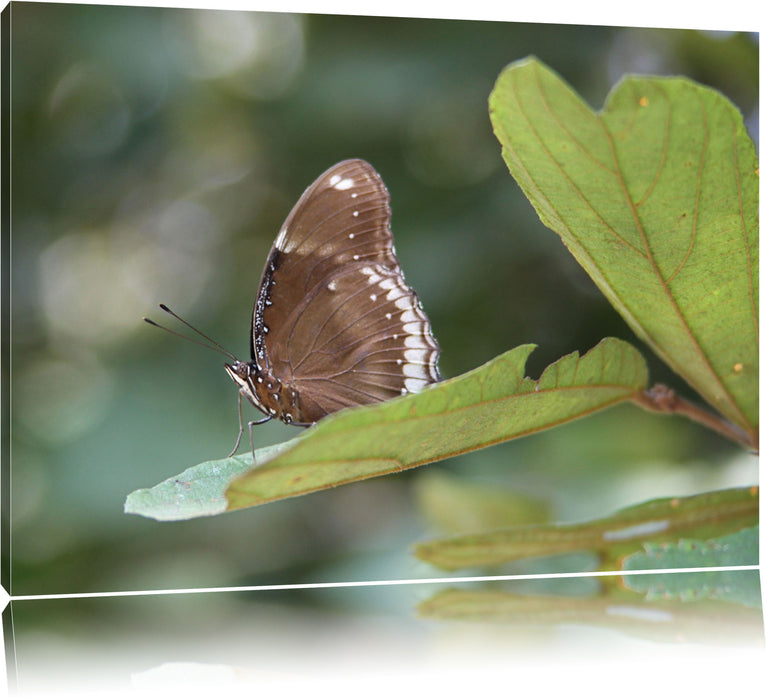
[404,336,426,349]
[403,364,428,380]
[275,227,291,253]
[360,266,383,286]
[404,378,427,393]
[404,348,428,363]
[334,177,354,190]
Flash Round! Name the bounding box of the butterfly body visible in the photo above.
[225,159,440,430]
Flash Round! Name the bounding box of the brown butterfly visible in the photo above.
[147,160,440,456]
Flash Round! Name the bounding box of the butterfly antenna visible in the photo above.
[144,304,237,361]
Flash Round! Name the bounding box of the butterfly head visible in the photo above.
[224,360,256,400]
[225,359,307,426]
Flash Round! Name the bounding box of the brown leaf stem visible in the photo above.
[633,384,757,452]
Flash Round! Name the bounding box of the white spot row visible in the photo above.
[359,266,439,392]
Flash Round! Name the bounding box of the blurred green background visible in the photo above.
[7,3,758,596]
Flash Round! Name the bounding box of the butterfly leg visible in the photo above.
[247,416,272,461]
[227,391,273,459]
[227,392,246,458]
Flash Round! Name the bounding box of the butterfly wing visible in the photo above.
[255,159,440,422]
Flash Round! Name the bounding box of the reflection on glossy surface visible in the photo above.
[3,570,764,697]
[417,569,762,646]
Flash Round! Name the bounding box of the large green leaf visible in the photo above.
[125,338,647,521]
[490,58,758,440]
[414,486,758,571]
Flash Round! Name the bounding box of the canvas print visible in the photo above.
[1,1,761,693]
